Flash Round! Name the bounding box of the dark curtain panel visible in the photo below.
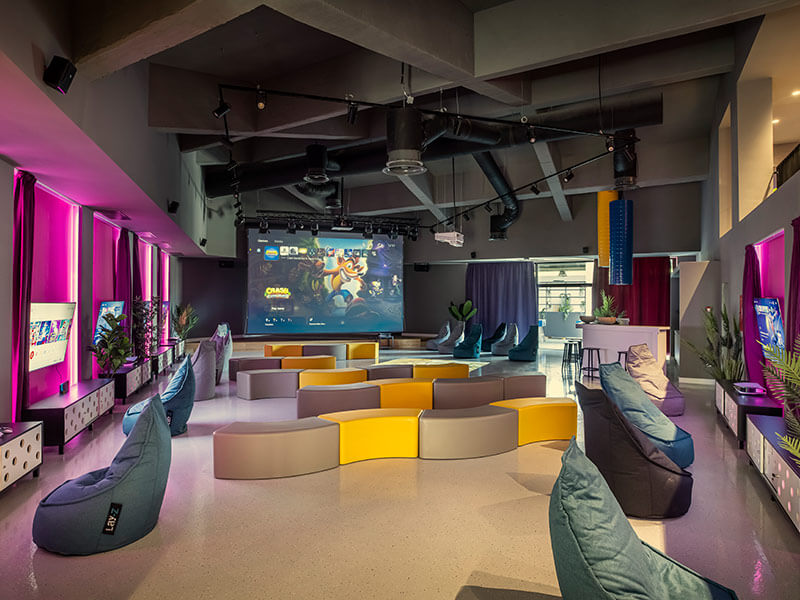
[12,171,36,421]
[115,229,132,333]
[595,256,670,326]
[131,237,142,302]
[742,244,765,386]
[465,262,537,334]
[787,216,800,350]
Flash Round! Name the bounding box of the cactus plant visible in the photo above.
[449,300,477,322]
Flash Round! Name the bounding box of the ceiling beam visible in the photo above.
[533,142,573,222]
[397,173,449,221]
[282,185,327,212]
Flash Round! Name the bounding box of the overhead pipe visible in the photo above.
[204,90,663,197]
[472,151,521,240]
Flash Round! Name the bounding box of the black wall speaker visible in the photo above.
[199,238,207,247]
[413,262,430,272]
[167,200,180,214]
[43,56,76,94]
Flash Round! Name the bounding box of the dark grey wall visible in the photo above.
[403,263,467,333]
[178,258,247,337]
[0,159,13,421]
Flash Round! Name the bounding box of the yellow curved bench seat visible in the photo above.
[412,363,470,380]
[264,344,303,357]
[298,368,367,388]
[491,397,577,445]
[366,378,433,410]
[346,342,379,360]
[281,355,336,370]
[319,408,421,464]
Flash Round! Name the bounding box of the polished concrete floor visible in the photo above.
[1,348,799,599]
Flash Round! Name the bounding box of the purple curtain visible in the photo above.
[131,237,143,302]
[465,262,537,335]
[742,244,765,386]
[787,216,800,350]
[11,171,36,422]
[115,229,132,333]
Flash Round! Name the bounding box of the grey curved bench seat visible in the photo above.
[297,383,380,418]
[432,376,504,409]
[303,343,347,362]
[419,405,518,459]
[213,418,339,479]
[236,369,302,400]
[503,374,547,400]
[228,357,282,382]
[365,363,414,380]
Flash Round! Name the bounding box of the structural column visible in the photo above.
[79,207,94,381]
[733,77,773,222]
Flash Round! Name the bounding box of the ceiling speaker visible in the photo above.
[43,56,76,94]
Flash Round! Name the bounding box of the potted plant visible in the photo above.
[131,298,158,360]
[762,339,800,437]
[558,294,572,320]
[593,291,623,325]
[172,303,199,340]
[88,313,133,376]
[685,305,744,385]
[449,300,477,322]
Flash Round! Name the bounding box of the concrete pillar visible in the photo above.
[0,160,15,421]
[733,77,773,221]
[79,207,94,381]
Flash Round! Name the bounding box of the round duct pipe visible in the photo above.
[303,143,329,183]
[383,107,427,176]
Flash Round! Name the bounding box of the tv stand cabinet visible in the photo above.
[23,379,114,454]
[1,421,43,492]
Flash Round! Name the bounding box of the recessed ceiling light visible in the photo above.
[792,90,800,96]
[772,118,780,124]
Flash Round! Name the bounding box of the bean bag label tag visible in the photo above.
[102,503,122,535]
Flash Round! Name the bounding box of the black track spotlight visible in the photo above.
[530,183,540,195]
[167,200,180,214]
[346,102,358,125]
[286,221,297,234]
[463,211,471,222]
[310,222,319,236]
[483,203,493,213]
[362,229,373,240]
[562,169,574,183]
[233,201,242,210]
[409,227,419,241]
[226,156,238,171]
[256,89,266,110]
[527,126,537,143]
[258,218,268,234]
[212,100,231,119]
[605,136,615,152]
[429,226,436,234]
[388,225,399,240]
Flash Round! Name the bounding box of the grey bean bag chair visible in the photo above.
[210,323,233,383]
[437,321,465,354]
[491,323,518,356]
[426,322,451,351]
[626,343,685,416]
[192,340,217,401]
[32,398,171,555]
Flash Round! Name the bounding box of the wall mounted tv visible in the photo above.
[754,297,785,350]
[246,230,403,334]
[29,302,75,371]
[93,301,125,344]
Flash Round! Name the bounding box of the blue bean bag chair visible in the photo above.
[550,439,737,599]
[481,323,506,352]
[453,324,483,359]
[32,398,172,555]
[122,356,195,437]
[508,325,539,361]
[600,362,694,468]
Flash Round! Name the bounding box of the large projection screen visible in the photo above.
[246,230,403,334]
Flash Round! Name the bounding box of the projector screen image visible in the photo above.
[93,300,125,344]
[29,302,75,371]
[247,230,403,334]
[754,297,785,350]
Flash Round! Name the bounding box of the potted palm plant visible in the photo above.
[172,303,199,340]
[449,300,477,322]
[685,305,744,385]
[594,291,623,325]
[89,313,133,376]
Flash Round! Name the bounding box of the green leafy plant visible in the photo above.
[761,338,800,437]
[132,298,158,359]
[777,433,800,468]
[593,291,625,318]
[172,303,199,340]
[685,305,744,384]
[558,294,572,320]
[88,313,133,375]
[449,300,477,322]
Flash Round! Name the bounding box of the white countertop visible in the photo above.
[576,323,669,332]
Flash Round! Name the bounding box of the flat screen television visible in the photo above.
[754,297,785,350]
[29,302,75,371]
[93,300,125,344]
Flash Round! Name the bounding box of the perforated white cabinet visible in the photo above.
[0,422,42,492]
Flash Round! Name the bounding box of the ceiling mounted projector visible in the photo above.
[434,231,464,247]
[383,107,427,176]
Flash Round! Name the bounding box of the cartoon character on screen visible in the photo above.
[317,255,367,309]
[368,280,383,297]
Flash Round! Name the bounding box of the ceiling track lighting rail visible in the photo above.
[243,210,419,240]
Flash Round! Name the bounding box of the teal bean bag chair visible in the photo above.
[32,398,172,555]
[454,324,483,359]
[550,439,737,599]
[600,362,694,468]
[508,325,539,361]
[481,323,506,352]
[123,356,195,436]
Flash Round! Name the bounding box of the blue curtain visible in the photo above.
[465,262,537,334]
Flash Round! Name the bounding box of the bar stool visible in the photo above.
[580,347,602,379]
[617,350,628,368]
[562,340,581,368]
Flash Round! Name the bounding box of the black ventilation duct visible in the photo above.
[294,180,341,212]
[473,151,520,240]
[383,107,427,176]
[304,144,329,183]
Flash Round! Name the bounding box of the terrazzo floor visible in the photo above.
[1,347,799,599]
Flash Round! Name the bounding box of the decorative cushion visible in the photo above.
[32,398,172,555]
[626,343,685,416]
[122,357,195,436]
[599,362,694,468]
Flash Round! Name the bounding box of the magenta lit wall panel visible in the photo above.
[755,232,785,314]
[92,216,119,377]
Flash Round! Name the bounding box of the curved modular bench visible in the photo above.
[213,418,339,479]
[319,408,421,464]
[491,397,577,445]
[503,374,547,400]
[263,344,304,357]
[298,367,367,388]
[237,369,302,400]
[346,342,379,360]
[367,378,433,410]
[419,405,518,459]
[365,363,414,380]
[280,355,336,370]
[432,376,504,409]
[229,357,282,382]
[302,343,347,362]
[296,383,380,418]
[412,363,470,380]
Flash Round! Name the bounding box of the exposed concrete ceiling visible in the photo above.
[458,0,510,12]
